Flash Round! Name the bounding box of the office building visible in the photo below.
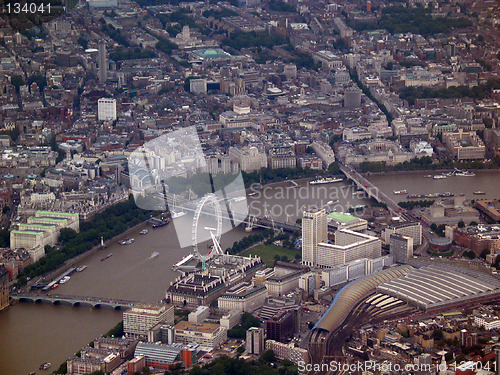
[218,282,268,312]
[228,146,268,172]
[0,265,9,311]
[220,310,242,329]
[98,40,107,84]
[390,233,413,264]
[302,209,328,267]
[98,98,117,121]
[344,87,362,109]
[190,78,207,94]
[443,130,485,160]
[188,306,210,323]
[246,327,265,355]
[311,141,335,169]
[384,222,422,246]
[315,230,381,268]
[303,209,381,268]
[174,321,227,350]
[266,310,295,343]
[265,269,303,297]
[11,211,80,261]
[123,303,174,339]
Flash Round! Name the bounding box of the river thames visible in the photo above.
[1,170,499,374]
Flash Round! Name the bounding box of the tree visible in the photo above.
[433,329,443,340]
[261,349,275,363]
[11,75,25,88]
[58,228,77,243]
[483,118,494,128]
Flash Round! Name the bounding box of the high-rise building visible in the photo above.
[302,209,327,267]
[246,327,265,354]
[0,265,9,311]
[303,209,381,268]
[390,233,413,263]
[98,40,107,84]
[98,98,117,121]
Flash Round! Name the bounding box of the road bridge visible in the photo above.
[14,293,137,310]
[339,163,409,221]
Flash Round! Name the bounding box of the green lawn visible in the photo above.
[240,244,300,267]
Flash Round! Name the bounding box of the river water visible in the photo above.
[1,171,498,375]
[0,221,247,375]
[366,170,500,201]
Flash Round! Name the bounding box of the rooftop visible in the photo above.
[328,212,358,223]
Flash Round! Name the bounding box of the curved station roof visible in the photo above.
[314,265,413,332]
[377,264,500,310]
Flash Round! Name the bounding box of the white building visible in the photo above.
[265,270,303,297]
[474,315,500,330]
[218,283,268,312]
[188,306,210,323]
[315,230,381,268]
[174,321,227,350]
[303,209,381,268]
[98,98,117,121]
[411,141,434,157]
[311,141,335,169]
[123,303,175,339]
[246,327,265,355]
[302,209,328,267]
[229,146,268,172]
[265,340,309,365]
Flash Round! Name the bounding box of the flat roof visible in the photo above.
[328,212,358,223]
[30,217,68,222]
[36,210,78,217]
[174,320,221,334]
[11,230,44,235]
[20,223,56,228]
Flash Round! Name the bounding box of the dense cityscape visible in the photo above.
[0,0,500,374]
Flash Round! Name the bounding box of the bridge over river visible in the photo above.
[339,163,411,222]
[14,294,138,310]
